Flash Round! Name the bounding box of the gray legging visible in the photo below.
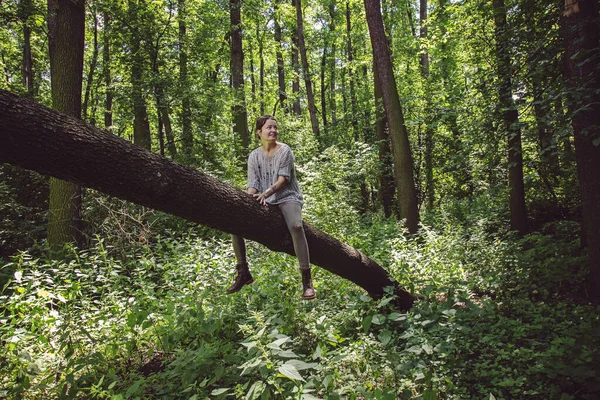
[232,202,310,270]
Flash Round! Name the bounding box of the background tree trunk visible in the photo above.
[83,10,99,122]
[273,0,287,112]
[20,0,34,97]
[364,0,419,233]
[230,0,250,158]
[295,0,320,137]
[493,0,528,235]
[102,10,113,131]
[346,2,358,139]
[291,0,301,116]
[562,0,600,301]
[374,59,395,218]
[47,0,85,247]
[179,0,192,160]
[0,90,414,311]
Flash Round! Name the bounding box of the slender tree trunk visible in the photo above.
[562,0,600,302]
[47,0,85,247]
[20,0,34,97]
[103,11,113,131]
[419,0,434,209]
[320,37,328,128]
[364,0,419,233]
[291,0,301,116]
[0,90,415,311]
[259,32,265,116]
[127,0,151,150]
[131,42,151,150]
[230,0,250,157]
[179,0,193,160]
[493,0,528,235]
[329,2,337,126]
[346,1,358,138]
[273,0,287,112]
[374,60,395,218]
[83,11,99,121]
[295,0,320,137]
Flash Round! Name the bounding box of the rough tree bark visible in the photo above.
[364,0,419,233]
[562,0,600,302]
[47,0,85,247]
[0,90,414,311]
[374,59,395,218]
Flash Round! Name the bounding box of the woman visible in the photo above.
[227,115,316,300]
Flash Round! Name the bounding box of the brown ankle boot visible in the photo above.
[226,262,254,294]
[300,269,316,300]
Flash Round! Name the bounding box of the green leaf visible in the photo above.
[125,378,144,398]
[245,381,266,400]
[378,330,392,345]
[211,388,230,396]
[362,315,373,333]
[267,337,289,350]
[278,363,305,382]
[422,343,433,355]
[284,359,317,371]
[277,350,299,358]
[388,312,406,321]
[423,389,437,400]
[372,314,386,325]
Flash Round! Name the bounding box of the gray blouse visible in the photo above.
[247,143,303,206]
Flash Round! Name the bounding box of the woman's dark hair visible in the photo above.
[255,115,276,131]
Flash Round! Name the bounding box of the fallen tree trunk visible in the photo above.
[0,89,414,310]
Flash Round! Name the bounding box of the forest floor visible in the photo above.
[1,215,599,399]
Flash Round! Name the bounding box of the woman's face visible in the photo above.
[257,118,278,143]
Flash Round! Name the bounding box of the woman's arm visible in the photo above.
[254,175,286,205]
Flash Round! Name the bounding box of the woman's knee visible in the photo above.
[288,222,304,235]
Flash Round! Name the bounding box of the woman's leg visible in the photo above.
[278,203,310,270]
[278,203,315,300]
[231,234,247,264]
[227,235,253,294]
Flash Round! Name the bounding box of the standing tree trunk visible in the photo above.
[493,0,528,235]
[374,60,395,218]
[328,1,337,127]
[103,10,113,131]
[364,0,419,233]
[128,1,151,150]
[230,0,250,158]
[179,0,192,161]
[420,0,434,210]
[346,1,358,138]
[562,0,600,302]
[83,10,99,121]
[20,0,34,97]
[0,90,415,311]
[273,0,287,112]
[524,0,560,181]
[47,0,85,247]
[320,35,329,128]
[295,0,320,137]
[291,0,301,116]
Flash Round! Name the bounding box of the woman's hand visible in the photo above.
[253,192,267,206]
[253,188,273,206]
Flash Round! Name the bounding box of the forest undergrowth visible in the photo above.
[1,202,598,399]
